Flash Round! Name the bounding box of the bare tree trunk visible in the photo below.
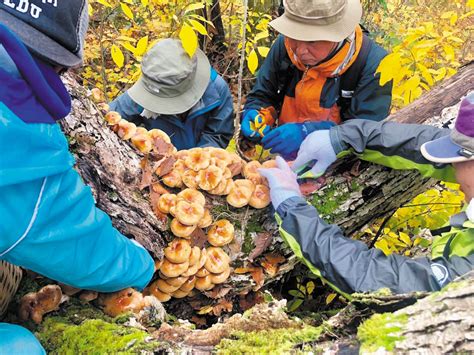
[60,63,473,295]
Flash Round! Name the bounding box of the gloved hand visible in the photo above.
[261,121,335,158]
[292,129,337,178]
[259,156,302,210]
[241,109,270,140]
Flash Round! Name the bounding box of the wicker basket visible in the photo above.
[0,261,22,318]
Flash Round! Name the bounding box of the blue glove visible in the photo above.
[292,129,337,178]
[241,109,270,140]
[259,156,302,210]
[261,121,335,158]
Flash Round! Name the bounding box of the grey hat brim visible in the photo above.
[421,135,474,164]
[0,9,82,67]
[128,48,211,115]
[269,0,362,42]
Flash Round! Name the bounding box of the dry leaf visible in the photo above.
[155,156,176,177]
[139,157,154,190]
[250,267,265,290]
[248,231,273,261]
[190,227,208,248]
[151,181,169,195]
[152,136,173,156]
[238,291,265,312]
[299,177,326,196]
[204,286,232,299]
[212,299,233,316]
[191,316,207,327]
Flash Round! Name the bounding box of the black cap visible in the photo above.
[0,0,88,67]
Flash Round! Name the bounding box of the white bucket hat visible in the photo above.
[270,0,363,42]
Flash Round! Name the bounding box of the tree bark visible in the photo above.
[60,63,472,296]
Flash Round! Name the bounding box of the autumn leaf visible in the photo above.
[139,157,154,190]
[250,266,265,290]
[190,227,207,248]
[120,3,134,20]
[248,231,273,261]
[155,156,176,177]
[325,293,337,305]
[188,19,208,36]
[111,44,125,68]
[179,23,198,58]
[135,36,149,56]
[204,285,232,299]
[212,299,233,316]
[247,49,258,74]
[151,181,169,195]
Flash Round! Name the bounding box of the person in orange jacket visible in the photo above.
[242,0,392,159]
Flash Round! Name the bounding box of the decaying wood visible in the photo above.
[60,63,472,296]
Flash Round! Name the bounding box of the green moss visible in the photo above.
[215,326,322,355]
[357,312,407,352]
[37,318,161,354]
[310,183,352,222]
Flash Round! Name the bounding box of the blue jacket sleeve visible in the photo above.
[276,197,447,294]
[197,75,235,148]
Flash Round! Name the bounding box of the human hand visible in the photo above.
[241,109,270,140]
[259,156,301,210]
[292,130,337,178]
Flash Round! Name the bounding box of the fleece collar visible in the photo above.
[0,24,70,124]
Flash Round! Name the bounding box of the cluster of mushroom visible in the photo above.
[146,188,234,302]
[162,147,272,209]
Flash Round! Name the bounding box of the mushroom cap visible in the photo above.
[181,262,199,277]
[226,181,254,208]
[222,179,235,195]
[196,267,210,277]
[97,102,110,114]
[100,288,145,317]
[205,247,230,274]
[171,288,191,298]
[210,157,229,170]
[197,248,208,269]
[173,159,187,172]
[179,276,196,292]
[154,259,163,272]
[164,238,192,263]
[261,159,277,168]
[116,119,137,140]
[104,111,122,125]
[131,132,153,154]
[175,150,189,160]
[160,259,189,278]
[195,275,214,291]
[162,170,183,188]
[148,128,171,144]
[207,219,235,247]
[174,200,205,226]
[177,188,206,207]
[185,148,211,171]
[170,218,196,238]
[198,166,224,191]
[149,288,171,302]
[208,178,228,195]
[210,267,231,284]
[198,209,213,228]
[249,184,271,209]
[182,169,199,189]
[165,275,189,287]
[189,246,201,266]
[243,161,262,177]
[91,88,105,103]
[157,193,177,214]
[155,279,180,293]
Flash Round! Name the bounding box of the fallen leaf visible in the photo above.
[204,286,232,299]
[238,291,264,311]
[260,255,285,277]
[299,177,326,195]
[190,228,207,248]
[212,299,233,316]
[248,231,273,261]
[350,160,361,177]
[155,156,176,177]
[151,181,169,195]
[197,305,214,315]
[191,316,207,327]
[250,266,265,290]
[139,157,154,190]
[152,136,173,156]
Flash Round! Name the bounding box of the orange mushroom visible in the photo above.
[152,279,180,294]
[226,180,255,208]
[174,200,205,226]
[198,209,213,228]
[148,128,171,144]
[188,246,201,266]
[198,165,223,191]
[165,275,188,287]
[162,170,183,188]
[210,267,231,284]
[149,287,171,303]
[171,288,190,298]
[19,285,62,324]
[131,129,153,154]
[164,238,192,263]
[205,247,230,274]
[207,219,235,246]
[185,148,211,171]
[170,218,196,238]
[177,188,206,207]
[196,267,210,277]
[179,276,196,292]
[182,169,199,189]
[195,275,214,291]
[91,88,105,103]
[261,160,277,168]
[181,262,199,277]
[104,111,122,125]
[157,193,177,214]
[160,259,189,278]
[249,184,271,209]
[99,288,145,317]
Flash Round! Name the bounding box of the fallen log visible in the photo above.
[59,63,473,300]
